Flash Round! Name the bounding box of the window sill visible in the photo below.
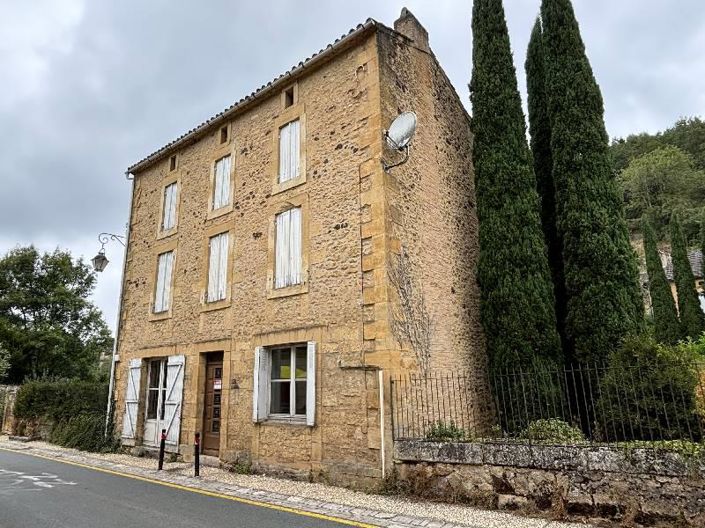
[156,228,178,241]
[149,310,172,322]
[271,175,306,196]
[263,416,307,426]
[267,282,309,299]
[207,205,233,221]
[200,299,231,313]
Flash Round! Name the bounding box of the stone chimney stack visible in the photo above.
[393,8,430,52]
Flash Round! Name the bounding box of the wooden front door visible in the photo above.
[202,355,223,456]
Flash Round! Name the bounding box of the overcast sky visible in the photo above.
[1,0,703,332]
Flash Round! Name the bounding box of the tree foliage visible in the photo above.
[642,219,680,344]
[0,246,112,383]
[541,0,643,363]
[470,0,561,372]
[618,146,705,239]
[670,215,705,340]
[0,346,9,381]
[611,117,705,173]
[526,17,567,351]
[596,335,702,442]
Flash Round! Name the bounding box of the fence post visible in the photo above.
[194,432,200,477]
[157,429,166,470]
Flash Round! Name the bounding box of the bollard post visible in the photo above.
[194,432,200,477]
[158,429,166,470]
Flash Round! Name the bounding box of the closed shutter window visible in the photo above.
[274,207,302,289]
[212,155,232,210]
[154,251,174,313]
[278,119,300,184]
[162,183,178,231]
[207,232,229,302]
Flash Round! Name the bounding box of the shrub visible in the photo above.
[519,418,585,443]
[595,335,702,442]
[14,380,108,422]
[492,358,567,434]
[425,421,466,442]
[50,413,119,453]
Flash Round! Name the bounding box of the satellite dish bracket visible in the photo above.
[382,140,410,172]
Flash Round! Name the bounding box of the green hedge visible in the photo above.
[14,380,108,423]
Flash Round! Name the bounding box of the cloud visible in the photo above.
[1,0,703,330]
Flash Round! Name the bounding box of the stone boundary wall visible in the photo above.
[394,440,705,527]
[0,385,19,435]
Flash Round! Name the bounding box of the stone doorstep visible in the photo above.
[0,441,482,528]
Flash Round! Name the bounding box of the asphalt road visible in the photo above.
[0,449,353,528]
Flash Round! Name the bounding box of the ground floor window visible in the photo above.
[146,358,167,421]
[252,342,316,426]
[270,344,307,417]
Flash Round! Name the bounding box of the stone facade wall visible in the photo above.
[374,14,490,435]
[395,440,705,527]
[115,11,485,488]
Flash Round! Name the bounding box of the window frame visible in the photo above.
[211,154,233,212]
[268,344,308,419]
[153,250,175,314]
[266,194,309,299]
[201,224,234,312]
[207,144,236,220]
[206,231,229,304]
[271,103,306,195]
[252,340,316,426]
[145,358,168,421]
[156,174,180,239]
[149,240,178,321]
[274,206,303,290]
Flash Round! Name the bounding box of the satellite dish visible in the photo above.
[385,111,417,150]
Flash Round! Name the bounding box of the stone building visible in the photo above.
[113,9,486,487]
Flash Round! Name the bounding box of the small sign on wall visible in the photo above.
[213,379,222,390]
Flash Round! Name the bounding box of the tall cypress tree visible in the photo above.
[643,219,680,344]
[470,0,561,372]
[670,214,705,339]
[541,0,643,363]
[525,17,567,351]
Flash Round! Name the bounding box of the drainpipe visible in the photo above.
[105,172,135,435]
[379,369,386,477]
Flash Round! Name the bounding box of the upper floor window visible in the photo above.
[278,120,300,184]
[274,207,302,289]
[154,251,175,313]
[161,183,178,231]
[212,155,232,211]
[207,232,229,302]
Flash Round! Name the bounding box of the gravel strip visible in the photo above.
[0,438,592,528]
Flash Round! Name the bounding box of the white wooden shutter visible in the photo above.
[290,119,300,179]
[154,251,174,313]
[252,346,268,423]
[279,123,291,183]
[275,211,289,288]
[213,156,231,210]
[163,355,185,446]
[217,232,229,300]
[121,359,142,439]
[162,183,178,230]
[290,207,302,286]
[306,341,316,426]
